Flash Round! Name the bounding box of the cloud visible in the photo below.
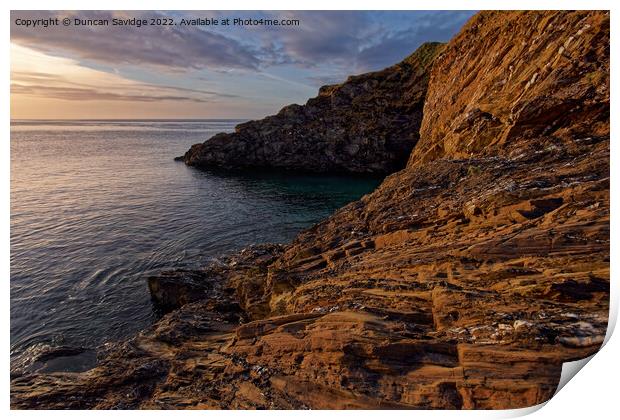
[11,83,211,102]
[11,10,261,71]
[305,74,348,86]
[246,11,475,73]
[262,11,373,66]
[11,10,475,74]
[10,44,233,103]
[355,12,475,70]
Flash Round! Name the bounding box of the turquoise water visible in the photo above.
[10,120,381,370]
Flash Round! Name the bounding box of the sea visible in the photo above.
[10,119,381,372]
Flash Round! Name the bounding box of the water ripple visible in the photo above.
[10,119,381,371]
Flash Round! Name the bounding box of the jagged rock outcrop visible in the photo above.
[11,11,609,410]
[179,42,443,174]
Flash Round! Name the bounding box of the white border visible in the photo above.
[3,1,618,419]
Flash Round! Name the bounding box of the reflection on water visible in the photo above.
[10,120,381,371]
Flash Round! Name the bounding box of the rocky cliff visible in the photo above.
[11,11,609,409]
[409,11,609,166]
[179,42,443,174]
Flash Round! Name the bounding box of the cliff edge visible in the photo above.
[179,42,444,174]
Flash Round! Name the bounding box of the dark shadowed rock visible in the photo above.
[180,42,444,174]
[147,244,285,314]
[147,270,213,311]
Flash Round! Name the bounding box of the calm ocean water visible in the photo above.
[10,120,381,372]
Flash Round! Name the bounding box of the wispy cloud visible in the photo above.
[10,44,234,103]
[355,11,474,70]
[11,83,214,103]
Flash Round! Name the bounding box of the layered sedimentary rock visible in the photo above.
[409,11,609,166]
[179,42,443,174]
[11,11,609,410]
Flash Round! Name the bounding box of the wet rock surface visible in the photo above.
[148,270,215,312]
[11,345,98,376]
[11,11,609,409]
[179,42,444,174]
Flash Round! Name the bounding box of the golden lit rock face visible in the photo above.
[409,11,609,165]
[11,11,609,409]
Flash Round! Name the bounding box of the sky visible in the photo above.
[10,10,475,120]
